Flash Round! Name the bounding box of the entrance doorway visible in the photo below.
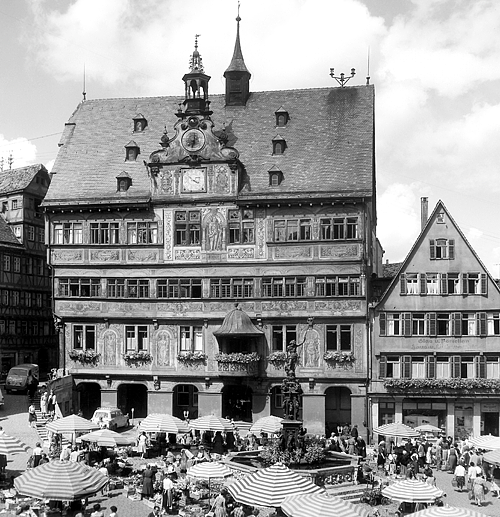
[222,385,252,421]
[77,383,101,419]
[483,412,499,436]
[117,384,148,419]
[173,384,199,420]
[325,387,352,435]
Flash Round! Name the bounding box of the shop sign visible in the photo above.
[481,403,499,413]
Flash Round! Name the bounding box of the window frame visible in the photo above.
[179,326,204,353]
[125,325,149,351]
[228,209,255,244]
[73,324,96,350]
[174,211,201,246]
[262,277,307,298]
[326,324,353,352]
[157,278,202,299]
[127,221,158,245]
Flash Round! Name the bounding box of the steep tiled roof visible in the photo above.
[0,164,47,195]
[46,85,375,206]
[0,217,21,247]
[382,262,403,278]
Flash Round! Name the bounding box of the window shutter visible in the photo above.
[452,313,462,337]
[403,313,412,336]
[426,356,436,378]
[440,273,448,295]
[379,313,387,336]
[451,356,461,378]
[379,356,387,378]
[420,273,427,296]
[475,355,486,379]
[448,239,455,260]
[462,274,468,294]
[427,313,437,336]
[430,240,436,259]
[481,273,487,295]
[402,356,412,378]
[400,274,407,295]
[478,312,487,336]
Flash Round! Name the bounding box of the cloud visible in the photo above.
[45,159,55,173]
[0,135,37,170]
[466,227,483,241]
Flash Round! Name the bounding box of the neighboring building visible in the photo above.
[43,20,378,434]
[0,164,57,376]
[371,199,500,439]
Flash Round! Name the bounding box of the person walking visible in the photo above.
[213,488,228,517]
[28,404,37,428]
[162,473,174,513]
[472,474,487,506]
[137,432,148,459]
[32,442,43,468]
[454,461,466,492]
[40,391,48,419]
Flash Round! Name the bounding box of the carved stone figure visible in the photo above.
[156,331,171,366]
[103,331,117,366]
[304,330,320,367]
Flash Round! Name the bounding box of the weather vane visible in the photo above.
[329,67,356,87]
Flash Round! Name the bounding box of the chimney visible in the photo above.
[421,197,428,231]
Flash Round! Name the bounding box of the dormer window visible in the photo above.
[133,114,147,132]
[275,107,289,127]
[272,135,287,155]
[125,141,140,161]
[268,166,283,186]
[116,171,132,192]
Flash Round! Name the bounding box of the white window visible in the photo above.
[73,325,96,350]
[53,222,83,244]
[180,326,203,353]
[384,356,401,379]
[426,274,439,294]
[462,313,476,336]
[436,357,450,378]
[411,357,426,379]
[487,357,500,379]
[125,325,149,351]
[13,257,20,273]
[488,313,500,335]
[461,356,474,378]
[13,226,21,238]
[407,273,419,294]
[412,313,426,335]
[127,222,158,244]
[387,314,401,336]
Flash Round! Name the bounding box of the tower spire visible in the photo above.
[224,5,251,106]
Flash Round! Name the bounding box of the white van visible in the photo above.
[5,363,39,393]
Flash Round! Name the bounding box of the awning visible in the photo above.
[213,305,264,337]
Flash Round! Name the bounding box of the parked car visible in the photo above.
[5,363,39,394]
[91,407,129,430]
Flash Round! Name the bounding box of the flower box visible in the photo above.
[69,349,100,365]
[267,351,287,370]
[215,352,260,375]
[323,351,355,368]
[123,351,153,365]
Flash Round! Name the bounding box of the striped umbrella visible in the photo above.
[14,460,108,501]
[470,434,500,450]
[0,433,30,455]
[78,428,136,447]
[250,416,283,435]
[227,463,324,507]
[373,423,420,439]
[407,505,489,517]
[382,479,444,503]
[46,414,99,434]
[415,424,442,434]
[281,492,371,517]
[189,415,234,432]
[187,461,233,500]
[139,414,190,434]
[482,448,500,465]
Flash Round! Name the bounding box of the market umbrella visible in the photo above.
[46,414,99,434]
[415,424,442,434]
[281,492,371,517]
[382,479,444,503]
[187,462,233,500]
[14,459,108,501]
[250,416,284,435]
[482,448,500,465]
[373,423,420,439]
[0,433,30,455]
[139,414,190,434]
[78,428,136,447]
[469,434,500,450]
[189,415,234,432]
[407,505,490,517]
[227,462,324,507]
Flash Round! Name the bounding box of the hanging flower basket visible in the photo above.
[123,351,153,366]
[267,351,287,369]
[323,351,355,368]
[69,349,100,365]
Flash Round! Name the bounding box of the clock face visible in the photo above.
[182,168,206,193]
[181,129,205,152]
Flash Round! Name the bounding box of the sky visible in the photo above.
[1,0,500,275]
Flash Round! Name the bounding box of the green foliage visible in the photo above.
[177,351,207,362]
[323,351,355,363]
[384,378,500,392]
[215,352,260,363]
[260,437,325,467]
[69,349,100,364]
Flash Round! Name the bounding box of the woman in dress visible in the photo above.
[473,474,487,506]
[213,488,228,517]
[28,404,37,428]
[137,432,148,459]
[448,445,458,473]
[40,391,48,419]
[141,464,155,500]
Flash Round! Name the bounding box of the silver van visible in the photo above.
[5,363,39,393]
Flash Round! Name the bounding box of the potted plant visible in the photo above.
[323,351,355,368]
[68,349,100,365]
[123,350,153,366]
[267,351,287,369]
[215,352,260,373]
[177,351,208,364]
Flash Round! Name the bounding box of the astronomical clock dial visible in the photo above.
[182,168,206,193]
[181,129,205,152]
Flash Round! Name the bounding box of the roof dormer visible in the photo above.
[125,141,140,161]
[116,171,132,192]
[272,135,287,155]
[133,114,148,132]
[275,107,289,127]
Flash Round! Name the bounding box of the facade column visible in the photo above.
[446,400,455,439]
[252,391,270,420]
[149,389,173,414]
[351,392,366,436]
[371,398,380,444]
[198,390,223,417]
[473,400,481,437]
[394,397,403,423]
[302,391,325,436]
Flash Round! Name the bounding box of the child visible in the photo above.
[490,478,500,498]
